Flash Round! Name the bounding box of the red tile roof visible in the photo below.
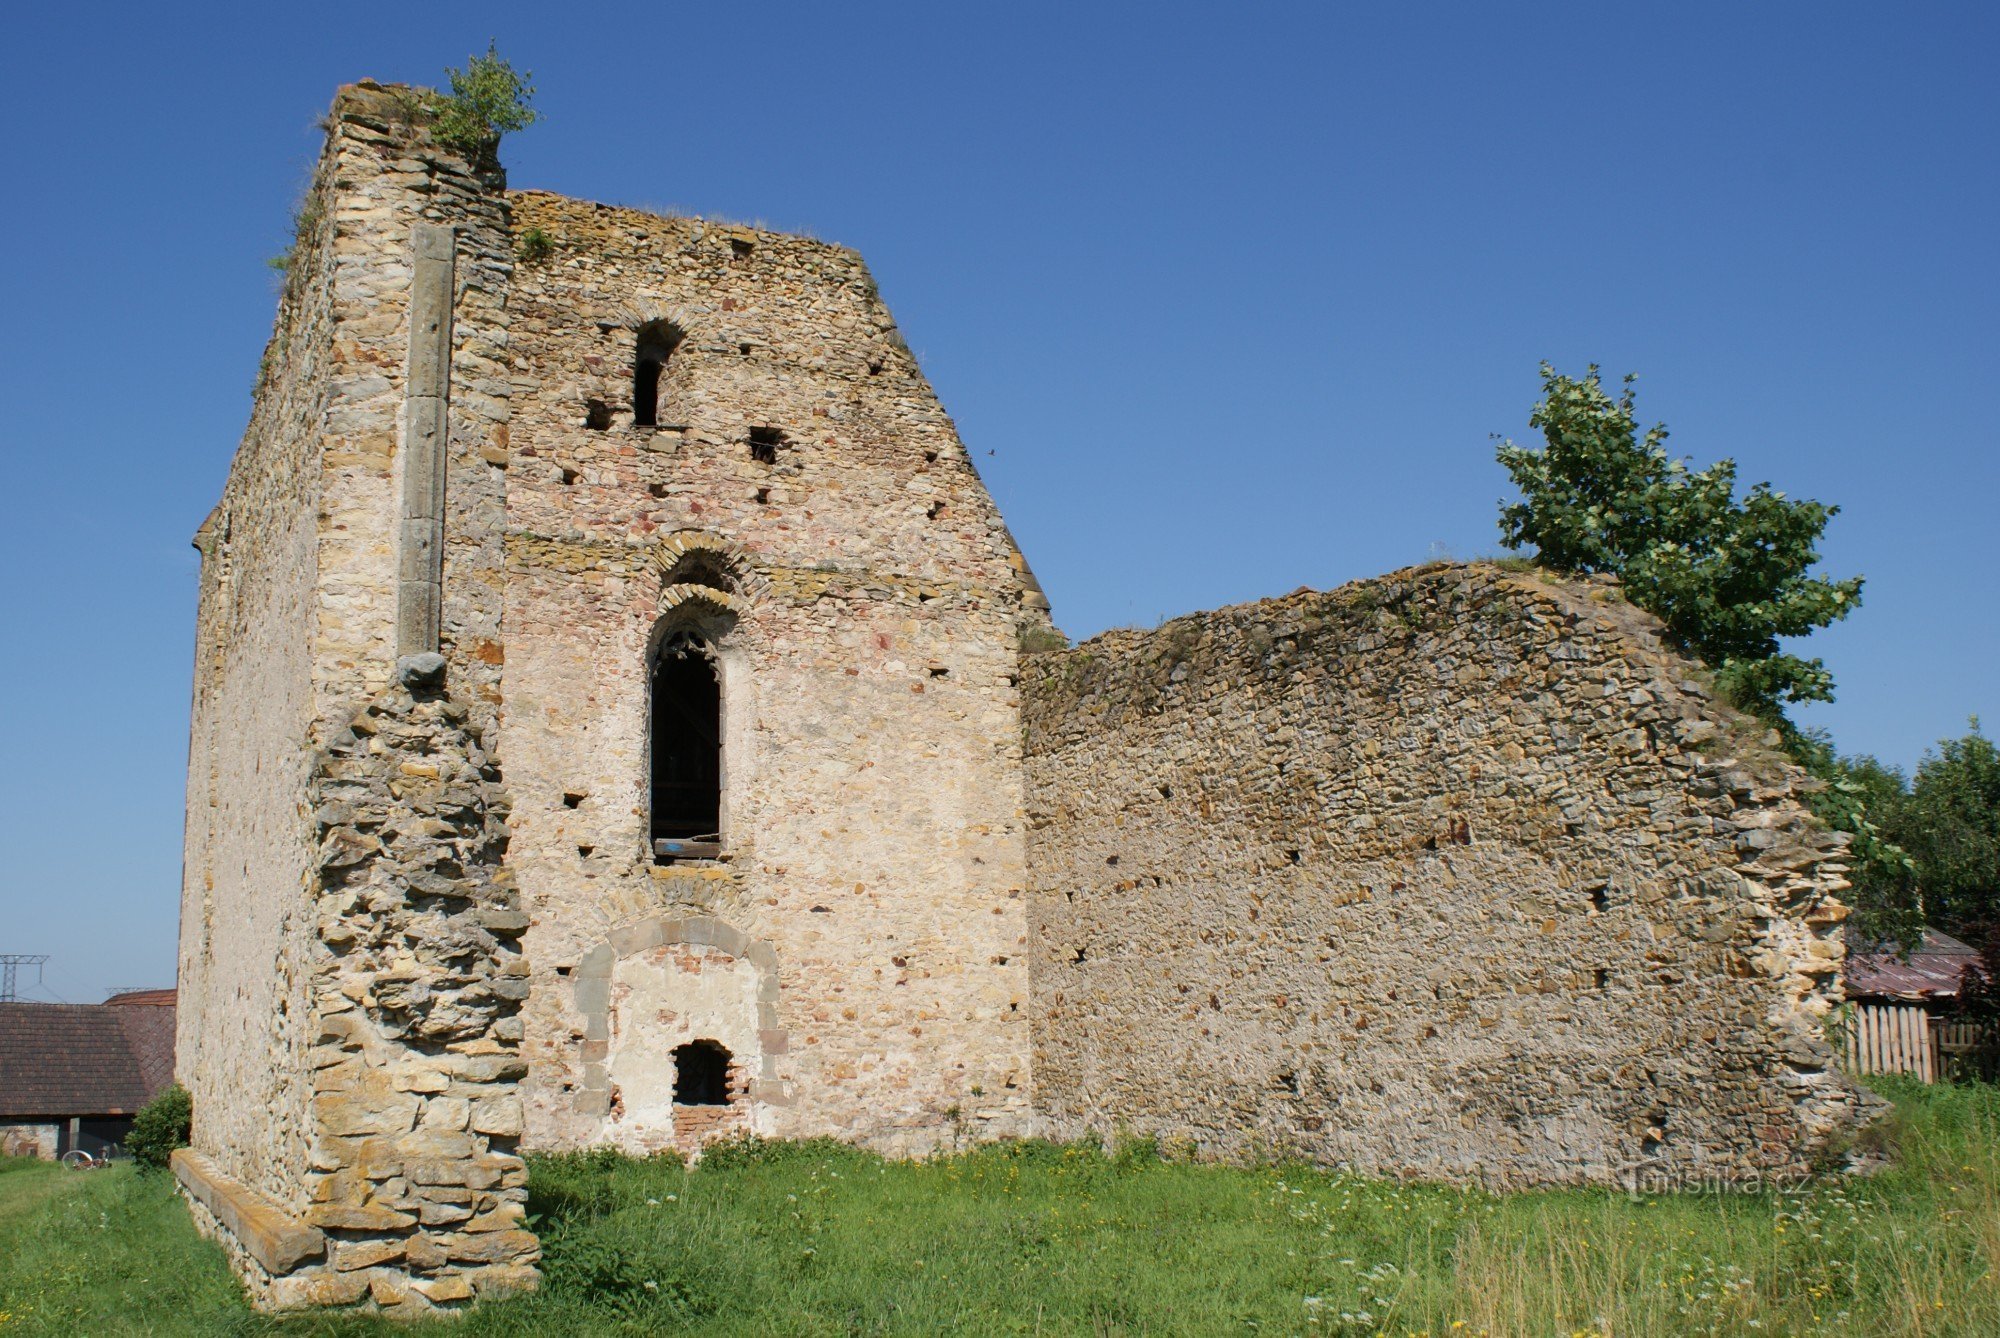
[0,998,178,1118]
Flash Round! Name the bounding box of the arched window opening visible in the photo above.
[663,550,735,594]
[673,1039,733,1105]
[632,321,682,428]
[650,631,721,854]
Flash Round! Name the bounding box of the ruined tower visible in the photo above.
[175,80,1046,1312]
[177,78,1877,1314]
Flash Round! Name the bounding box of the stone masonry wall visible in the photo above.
[497,193,1048,1156]
[177,83,535,1313]
[177,119,340,1218]
[1024,562,1880,1186]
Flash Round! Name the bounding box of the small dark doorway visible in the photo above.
[650,635,721,845]
[673,1039,732,1105]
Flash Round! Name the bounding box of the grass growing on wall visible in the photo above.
[1,1079,1997,1335]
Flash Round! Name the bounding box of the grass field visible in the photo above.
[1,1078,1996,1335]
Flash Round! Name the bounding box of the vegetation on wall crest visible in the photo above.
[428,42,541,156]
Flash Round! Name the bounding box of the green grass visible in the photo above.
[2,1080,1997,1335]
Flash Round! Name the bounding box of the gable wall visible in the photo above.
[497,194,1044,1152]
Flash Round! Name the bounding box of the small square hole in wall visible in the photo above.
[559,468,579,486]
[754,487,771,505]
[927,501,947,520]
[584,399,612,430]
[730,237,755,261]
[739,343,753,356]
[748,426,783,464]
[868,359,885,376]
[562,792,585,809]
[1590,884,1610,912]
[578,845,595,858]
[648,482,669,499]
[1595,968,1611,990]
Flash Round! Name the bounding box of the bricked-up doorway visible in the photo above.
[672,1039,733,1105]
[650,634,721,848]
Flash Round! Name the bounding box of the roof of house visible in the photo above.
[105,988,177,1007]
[0,994,177,1119]
[1845,930,1982,1002]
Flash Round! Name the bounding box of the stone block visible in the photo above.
[467,1263,541,1299]
[173,1149,326,1275]
[446,1228,540,1264]
[307,1202,417,1231]
[314,1092,420,1138]
[469,1094,524,1136]
[333,1237,408,1271]
[411,1274,475,1303]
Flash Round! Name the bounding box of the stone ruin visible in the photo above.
[173,80,1882,1312]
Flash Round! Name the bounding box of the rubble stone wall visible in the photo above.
[497,193,1048,1155]
[1023,562,1880,1186]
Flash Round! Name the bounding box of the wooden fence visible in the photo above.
[1837,1003,1940,1081]
[1835,1005,1998,1082]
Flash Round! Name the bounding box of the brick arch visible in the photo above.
[651,530,769,609]
[601,303,698,341]
[570,915,790,1118]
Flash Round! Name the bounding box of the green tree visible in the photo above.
[1884,722,2000,934]
[431,42,541,156]
[1785,730,1919,946]
[1496,364,1863,719]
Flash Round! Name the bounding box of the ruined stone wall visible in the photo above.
[1024,563,1878,1186]
[497,194,1046,1155]
[177,84,535,1313]
[177,128,339,1214]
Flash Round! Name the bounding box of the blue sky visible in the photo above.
[1,3,1993,1003]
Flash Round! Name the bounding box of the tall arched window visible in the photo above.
[650,630,721,854]
[633,320,681,428]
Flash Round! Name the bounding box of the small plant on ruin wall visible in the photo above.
[518,225,555,264]
[429,42,541,157]
[1019,623,1070,654]
[264,194,324,276]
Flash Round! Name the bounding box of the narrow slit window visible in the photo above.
[633,321,681,428]
[673,1039,733,1105]
[650,633,721,850]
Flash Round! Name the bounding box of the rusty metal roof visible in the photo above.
[1845,930,1982,1002]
